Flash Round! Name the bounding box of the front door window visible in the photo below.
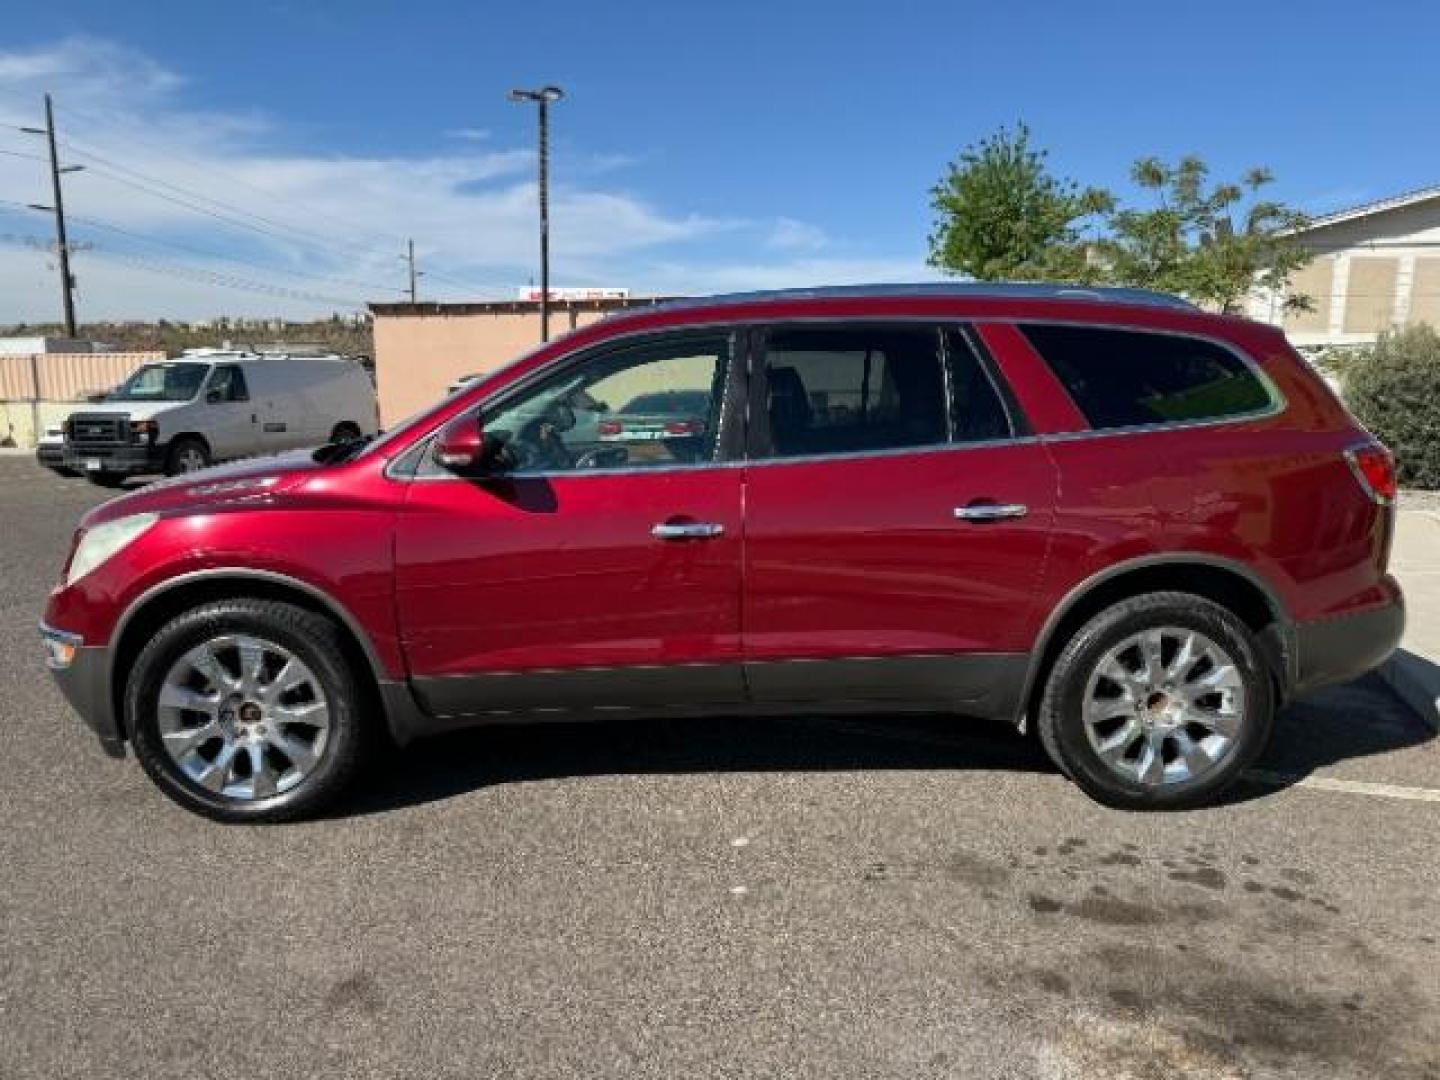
[480,335,732,474]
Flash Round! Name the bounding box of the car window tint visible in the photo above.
[945,329,1014,442]
[482,335,730,474]
[1020,324,1272,430]
[761,327,948,458]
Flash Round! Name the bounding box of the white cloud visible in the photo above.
[444,128,492,142]
[0,37,925,323]
[765,217,828,252]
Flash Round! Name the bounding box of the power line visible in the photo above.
[0,232,367,308]
[54,99,416,253]
[59,139,524,297]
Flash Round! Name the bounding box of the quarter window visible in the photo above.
[1020,324,1272,430]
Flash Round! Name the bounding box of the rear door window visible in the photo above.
[1019,324,1273,430]
[758,326,950,457]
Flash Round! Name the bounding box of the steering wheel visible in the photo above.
[573,446,630,470]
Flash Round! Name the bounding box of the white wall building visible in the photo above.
[1249,185,1440,349]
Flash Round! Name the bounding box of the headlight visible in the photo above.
[66,514,158,586]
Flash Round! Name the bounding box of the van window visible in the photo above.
[106,362,209,402]
[759,327,948,458]
[207,365,249,402]
[1020,324,1272,430]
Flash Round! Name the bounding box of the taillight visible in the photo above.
[1345,443,1397,505]
[597,420,623,436]
[663,420,698,436]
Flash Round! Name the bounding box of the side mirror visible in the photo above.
[433,414,491,472]
[205,388,224,403]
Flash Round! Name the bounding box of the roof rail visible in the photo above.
[640,282,1197,314]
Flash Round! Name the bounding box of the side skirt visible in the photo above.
[387,653,1030,744]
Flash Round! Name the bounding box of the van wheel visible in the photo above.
[126,599,373,823]
[330,422,362,443]
[165,437,210,475]
[1036,592,1273,811]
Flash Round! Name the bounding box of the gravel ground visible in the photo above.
[1,458,1437,1079]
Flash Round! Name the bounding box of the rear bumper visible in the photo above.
[62,443,164,475]
[40,624,124,757]
[1293,586,1405,695]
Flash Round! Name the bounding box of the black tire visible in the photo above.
[164,436,211,476]
[126,599,373,823]
[330,422,362,443]
[85,471,129,488]
[1036,591,1274,811]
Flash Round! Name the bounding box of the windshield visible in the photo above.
[107,362,210,402]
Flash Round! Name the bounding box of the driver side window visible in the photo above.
[482,334,732,475]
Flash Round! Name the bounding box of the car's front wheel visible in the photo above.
[126,599,372,822]
[1036,591,1274,810]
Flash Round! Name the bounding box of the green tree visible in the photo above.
[1344,325,1440,489]
[928,123,1113,283]
[1096,156,1313,313]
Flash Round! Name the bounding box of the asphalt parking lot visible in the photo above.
[1,454,1437,1080]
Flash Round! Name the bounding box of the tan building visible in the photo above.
[1249,185,1440,348]
[368,297,672,425]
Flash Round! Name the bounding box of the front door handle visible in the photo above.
[954,502,1028,522]
[652,521,725,541]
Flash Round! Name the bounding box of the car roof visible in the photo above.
[638,282,1197,316]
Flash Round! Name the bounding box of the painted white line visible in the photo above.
[1245,770,1440,803]
[787,719,1440,804]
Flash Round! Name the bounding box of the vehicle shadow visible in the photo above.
[1226,670,1437,804]
[332,711,1050,819]
[328,669,1435,819]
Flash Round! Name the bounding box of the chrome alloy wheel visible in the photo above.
[157,635,330,800]
[175,446,207,472]
[1082,627,1245,787]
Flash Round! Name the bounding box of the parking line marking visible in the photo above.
[783,720,1440,804]
[1244,770,1440,803]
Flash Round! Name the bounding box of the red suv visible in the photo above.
[41,285,1404,821]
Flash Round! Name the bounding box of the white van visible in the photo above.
[61,350,378,486]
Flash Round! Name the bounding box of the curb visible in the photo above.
[1377,650,1440,733]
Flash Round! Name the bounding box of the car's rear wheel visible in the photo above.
[1036,592,1274,810]
[127,599,372,822]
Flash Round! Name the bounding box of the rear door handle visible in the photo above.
[652,521,725,540]
[954,502,1028,522]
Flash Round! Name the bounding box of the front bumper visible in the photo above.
[1292,589,1405,696]
[40,624,124,758]
[36,444,66,468]
[62,443,165,476]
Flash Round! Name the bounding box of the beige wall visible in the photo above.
[372,303,655,425]
[1282,256,1334,334]
[1411,257,1440,329]
[0,351,162,401]
[1343,257,1399,333]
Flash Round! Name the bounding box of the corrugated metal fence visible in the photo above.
[0,352,162,402]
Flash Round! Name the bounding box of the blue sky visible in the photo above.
[0,0,1436,320]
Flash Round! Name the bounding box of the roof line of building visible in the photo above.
[1296,184,1440,233]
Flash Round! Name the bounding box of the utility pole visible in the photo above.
[508,85,564,341]
[405,238,418,303]
[21,94,84,337]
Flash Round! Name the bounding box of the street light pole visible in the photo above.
[508,85,564,342]
[22,93,84,337]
